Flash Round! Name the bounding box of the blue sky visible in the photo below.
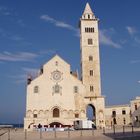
[0,0,140,123]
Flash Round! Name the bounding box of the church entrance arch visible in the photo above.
[49,122,63,128]
[86,104,96,124]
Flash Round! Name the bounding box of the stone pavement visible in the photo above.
[1,128,140,140]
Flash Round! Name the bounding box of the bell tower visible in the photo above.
[80,3,105,128]
[80,3,101,97]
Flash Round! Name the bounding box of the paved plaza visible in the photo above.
[1,127,140,140]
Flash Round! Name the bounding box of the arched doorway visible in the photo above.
[86,104,96,123]
[49,122,63,128]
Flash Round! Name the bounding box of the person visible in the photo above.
[38,123,42,129]
[15,127,17,131]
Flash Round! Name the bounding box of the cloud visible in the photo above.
[99,29,121,48]
[130,60,140,64]
[0,49,56,63]
[126,26,137,36]
[9,67,39,84]
[138,81,140,84]
[22,67,39,75]
[0,51,38,62]
[40,15,77,31]
[17,19,26,27]
[10,35,24,41]
[0,6,12,16]
[9,74,27,84]
[134,37,140,44]
[0,28,24,41]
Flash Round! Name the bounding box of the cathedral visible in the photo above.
[24,3,106,130]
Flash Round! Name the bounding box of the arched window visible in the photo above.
[88,14,90,19]
[122,110,126,115]
[112,111,116,117]
[53,108,60,117]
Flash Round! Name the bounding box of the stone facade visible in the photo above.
[24,3,105,130]
[130,97,140,126]
[105,97,140,127]
[105,105,131,127]
[24,2,140,130]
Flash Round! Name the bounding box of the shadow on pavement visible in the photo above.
[104,131,140,140]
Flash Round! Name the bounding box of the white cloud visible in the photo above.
[126,26,137,36]
[99,29,121,48]
[40,15,54,22]
[0,51,38,62]
[0,48,56,63]
[9,74,27,84]
[40,14,77,31]
[22,67,39,75]
[9,67,39,84]
[138,81,140,84]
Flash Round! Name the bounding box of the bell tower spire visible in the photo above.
[82,2,95,20]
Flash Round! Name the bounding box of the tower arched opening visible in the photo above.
[86,104,96,123]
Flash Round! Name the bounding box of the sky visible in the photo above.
[0,0,140,124]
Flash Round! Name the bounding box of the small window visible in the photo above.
[34,86,39,93]
[135,104,138,110]
[112,111,116,117]
[90,86,94,92]
[74,86,78,93]
[90,70,94,76]
[88,39,93,45]
[88,14,90,19]
[89,56,93,61]
[33,114,37,118]
[122,110,126,115]
[75,114,79,118]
